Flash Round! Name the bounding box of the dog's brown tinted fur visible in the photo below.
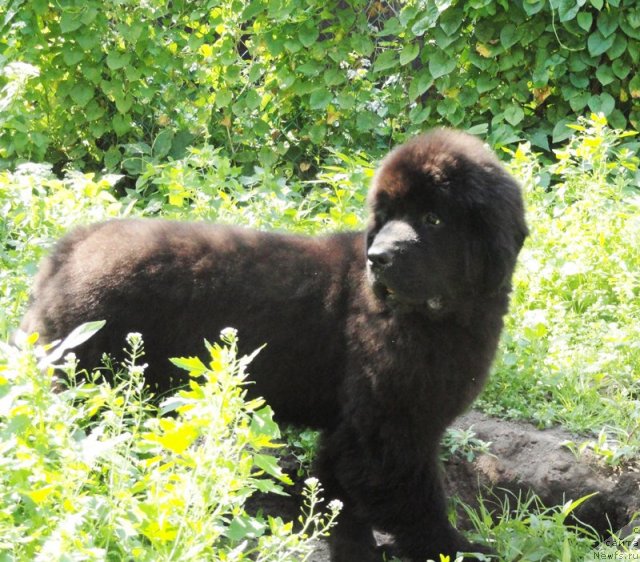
[22,129,527,561]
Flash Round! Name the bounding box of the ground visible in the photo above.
[251,411,640,561]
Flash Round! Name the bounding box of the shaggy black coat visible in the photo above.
[21,129,527,561]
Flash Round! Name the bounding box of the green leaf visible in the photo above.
[569,91,590,112]
[62,47,84,66]
[373,50,397,73]
[298,22,319,48]
[70,83,93,107]
[597,10,618,37]
[170,356,208,375]
[119,22,144,44]
[33,0,47,14]
[476,74,499,93]
[459,88,479,107]
[530,129,550,150]
[587,31,615,57]
[253,453,290,481]
[308,124,326,144]
[577,12,592,31]
[412,6,438,36]
[490,123,522,146]
[242,0,264,21]
[503,104,525,126]
[296,61,322,76]
[169,130,196,159]
[399,6,417,28]
[466,123,488,136]
[153,129,174,158]
[439,9,461,36]
[588,92,615,116]
[244,89,261,110]
[569,73,589,88]
[80,6,97,25]
[350,34,374,56]
[104,146,122,169]
[215,90,233,107]
[400,43,420,66]
[629,73,640,98]
[106,51,131,70]
[436,98,453,119]
[60,11,83,33]
[309,88,332,110]
[558,0,580,22]
[612,59,630,80]
[323,68,345,87]
[115,94,133,114]
[112,114,130,136]
[522,0,545,16]
[428,50,455,79]
[607,34,627,59]
[500,24,520,49]
[284,38,302,53]
[409,72,433,99]
[608,108,626,129]
[336,91,355,109]
[264,33,284,55]
[590,0,603,8]
[595,65,615,86]
[552,118,574,142]
[76,32,100,51]
[356,110,377,132]
[84,100,104,122]
[226,515,267,541]
[408,104,431,124]
[42,320,106,367]
[620,17,640,40]
[250,406,280,439]
[433,27,458,49]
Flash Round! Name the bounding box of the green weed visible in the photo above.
[480,114,640,465]
[0,327,339,561]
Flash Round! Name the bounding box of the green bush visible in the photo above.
[2,0,639,173]
[132,144,371,231]
[0,326,340,560]
[0,165,126,336]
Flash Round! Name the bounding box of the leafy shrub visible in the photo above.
[132,144,371,232]
[2,0,639,172]
[0,165,126,337]
[0,326,340,560]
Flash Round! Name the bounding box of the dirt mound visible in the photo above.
[446,412,640,535]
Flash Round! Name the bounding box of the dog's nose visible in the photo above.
[367,244,393,268]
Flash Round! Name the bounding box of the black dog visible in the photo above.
[22,129,527,560]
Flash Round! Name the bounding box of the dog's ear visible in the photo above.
[473,177,528,295]
[485,221,528,294]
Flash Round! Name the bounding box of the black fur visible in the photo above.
[21,129,527,561]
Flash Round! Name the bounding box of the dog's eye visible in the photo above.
[421,212,442,227]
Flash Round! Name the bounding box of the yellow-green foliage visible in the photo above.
[0,327,340,561]
[482,115,640,464]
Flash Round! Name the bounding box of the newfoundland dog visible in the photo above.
[21,129,527,561]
